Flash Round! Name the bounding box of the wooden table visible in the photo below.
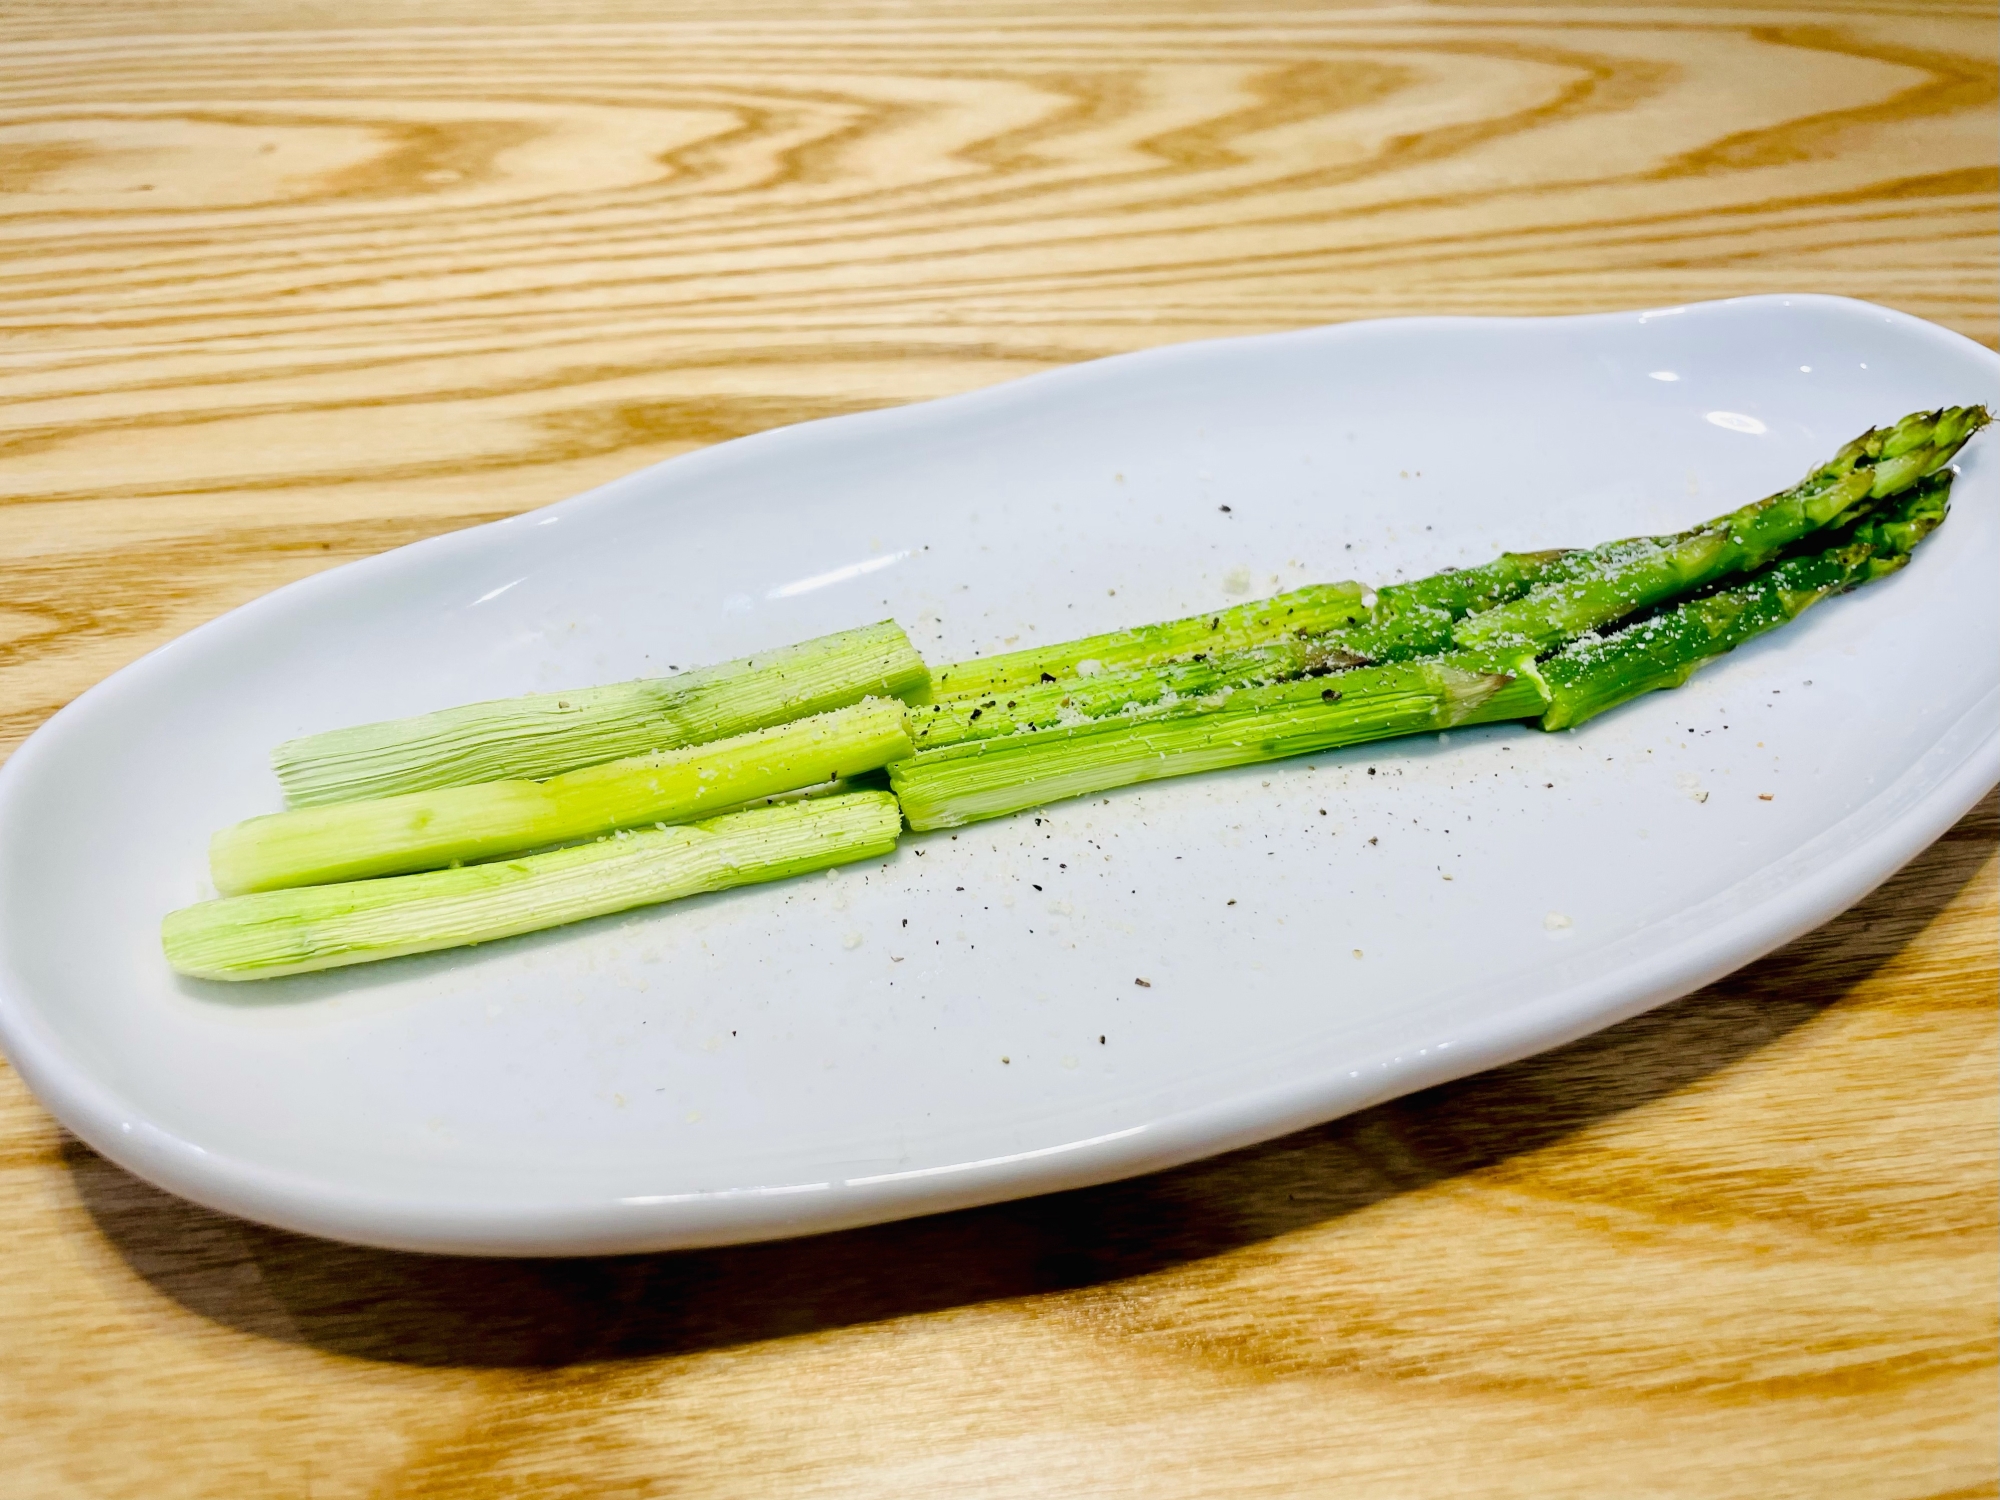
[3,4,1994,1494]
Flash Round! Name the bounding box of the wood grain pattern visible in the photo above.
[1,3,1994,1495]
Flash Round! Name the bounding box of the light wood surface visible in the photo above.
[2,3,1995,1494]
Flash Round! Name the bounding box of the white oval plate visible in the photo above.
[1,295,1994,1255]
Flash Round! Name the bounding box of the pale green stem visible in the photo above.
[166,792,904,981]
[891,657,1542,831]
[920,584,1371,705]
[216,698,911,894]
[273,619,930,807]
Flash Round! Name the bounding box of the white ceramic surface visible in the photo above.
[1,295,1994,1256]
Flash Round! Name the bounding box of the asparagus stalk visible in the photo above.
[892,658,1544,830]
[1373,548,1578,619]
[273,620,929,808]
[892,463,1967,831]
[1456,406,1988,655]
[215,698,910,895]
[1535,472,1953,730]
[907,511,1846,752]
[920,584,1369,704]
[922,549,1576,708]
[166,791,903,981]
[916,549,1575,738]
[916,402,1979,740]
[912,640,1335,752]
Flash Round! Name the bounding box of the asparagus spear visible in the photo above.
[920,584,1368,705]
[216,698,910,895]
[911,639,1343,752]
[917,407,1985,747]
[1373,548,1579,619]
[907,518,1833,750]
[166,791,903,981]
[892,658,1545,830]
[922,550,1575,707]
[892,466,1966,832]
[1535,472,1953,730]
[273,619,929,808]
[914,549,1574,743]
[1456,405,1987,655]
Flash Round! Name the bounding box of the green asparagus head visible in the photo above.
[1816,404,1989,525]
[1843,468,1954,582]
[1534,469,1960,732]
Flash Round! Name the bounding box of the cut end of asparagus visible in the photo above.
[273,620,929,808]
[167,791,904,981]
